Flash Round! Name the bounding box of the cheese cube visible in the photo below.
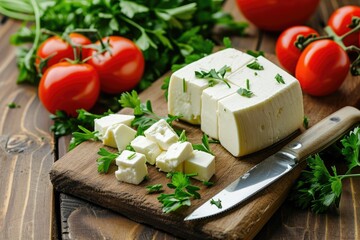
[113,124,137,151]
[156,151,184,173]
[168,48,254,124]
[130,136,161,165]
[155,142,193,172]
[102,125,118,148]
[94,114,134,139]
[218,56,304,156]
[144,119,179,150]
[201,81,239,139]
[184,150,215,182]
[115,150,148,185]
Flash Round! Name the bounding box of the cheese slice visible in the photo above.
[218,56,304,156]
[168,48,254,124]
[184,150,215,182]
[201,81,239,139]
[144,119,179,150]
[94,114,134,140]
[130,136,161,165]
[115,150,148,185]
[155,141,193,172]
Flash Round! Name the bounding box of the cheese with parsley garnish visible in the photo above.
[112,124,137,151]
[115,150,148,185]
[184,150,215,181]
[217,56,303,156]
[168,48,254,124]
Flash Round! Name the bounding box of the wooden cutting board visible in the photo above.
[50,54,360,240]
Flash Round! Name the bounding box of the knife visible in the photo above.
[184,106,360,221]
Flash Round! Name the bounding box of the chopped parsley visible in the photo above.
[303,116,309,129]
[275,73,285,84]
[127,152,136,160]
[246,50,265,58]
[7,102,20,108]
[195,65,231,88]
[96,148,119,173]
[246,60,264,70]
[237,79,253,98]
[203,181,214,187]
[210,198,222,209]
[182,78,187,92]
[146,184,163,194]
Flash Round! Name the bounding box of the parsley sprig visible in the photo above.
[119,90,181,135]
[195,65,231,88]
[157,172,200,213]
[192,134,214,155]
[69,125,98,151]
[96,148,119,173]
[237,79,253,98]
[146,184,163,194]
[292,127,360,213]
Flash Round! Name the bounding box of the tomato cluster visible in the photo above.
[276,6,360,96]
[37,34,144,116]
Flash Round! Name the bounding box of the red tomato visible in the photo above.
[38,62,100,116]
[36,33,91,73]
[86,36,145,94]
[276,26,319,75]
[236,0,320,31]
[327,6,360,47]
[295,40,350,96]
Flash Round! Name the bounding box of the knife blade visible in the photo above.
[184,106,360,221]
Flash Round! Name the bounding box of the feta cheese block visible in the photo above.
[168,48,254,124]
[201,81,239,139]
[102,125,118,148]
[184,150,215,182]
[156,151,184,173]
[144,119,179,150]
[115,150,148,185]
[94,114,134,139]
[155,141,193,172]
[113,124,137,151]
[130,136,161,165]
[218,56,304,157]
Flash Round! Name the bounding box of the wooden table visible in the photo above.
[0,0,359,239]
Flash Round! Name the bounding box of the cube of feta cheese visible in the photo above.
[112,124,137,151]
[130,136,161,165]
[168,48,254,124]
[102,125,118,148]
[156,151,184,173]
[144,119,179,150]
[155,141,193,172]
[218,56,304,156]
[94,114,134,139]
[201,81,239,139]
[115,150,148,185]
[184,150,215,182]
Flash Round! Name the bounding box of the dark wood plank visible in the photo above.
[0,20,56,239]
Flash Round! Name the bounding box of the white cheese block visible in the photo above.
[168,48,254,124]
[218,56,304,157]
[115,150,148,185]
[94,114,134,139]
[113,124,137,152]
[102,125,118,148]
[144,119,179,150]
[130,136,161,165]
[201,81,239,139]
[184,150,215,182]
[156,151,184,173]
[155,141,193,172]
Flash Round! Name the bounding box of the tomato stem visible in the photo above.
[324,26,347,50]
[339,17,360,41]
[71,28,112,55]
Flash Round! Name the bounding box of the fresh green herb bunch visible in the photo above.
[292,126,360,213]
[8,0,247,89]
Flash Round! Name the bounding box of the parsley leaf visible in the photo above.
[195,65,231,88]
[247,60,264,70]
[157,172,200,213]
[96,148,119,174]
[146,184,163,194]
[237,79,253,98]
[246,50,265,58]
[275,73,285,84]
[303,116,309,129]
[210,198,222,209]
[7,102,20,109]
[192,134,214,155]
[340,126,360,171]
[69,125,98,151]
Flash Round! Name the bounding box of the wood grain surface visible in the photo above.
[1,0,360,239]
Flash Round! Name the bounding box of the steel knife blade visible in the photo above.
[184,106,360,221]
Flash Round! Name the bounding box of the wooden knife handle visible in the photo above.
[282,106,360,162]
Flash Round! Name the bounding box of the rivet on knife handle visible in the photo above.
[282,106,360,163]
